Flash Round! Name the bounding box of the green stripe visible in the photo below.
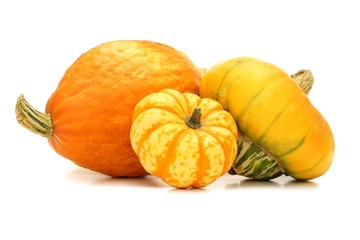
[237,87,266,121]
[23,109,50,134]
[261,166,283,181]
[276,134,307,158]
[244,158,281,179]
[214,60,243,101]
[234,143,261,168]
[264,163,282,176]
[288,154,325,175]
[237,140,244,157]
[257,108,286,143]
[242,164,254,175]
[231,139,283,180]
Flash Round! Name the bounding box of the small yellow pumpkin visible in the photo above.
[130,89,238,188]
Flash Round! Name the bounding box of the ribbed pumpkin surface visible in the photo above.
[130,89,238,188]
[200,57,335,180]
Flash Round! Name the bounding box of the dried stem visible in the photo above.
[291,69,314,95]
[15,94,53,138]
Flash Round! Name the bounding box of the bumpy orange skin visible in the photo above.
[130,89,238,188]
[45,40,202,177]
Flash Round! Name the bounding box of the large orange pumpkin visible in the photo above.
[16,40,202,177]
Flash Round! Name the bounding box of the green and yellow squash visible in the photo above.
[200,57,335,181]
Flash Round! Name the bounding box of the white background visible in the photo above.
[1,0,359,239]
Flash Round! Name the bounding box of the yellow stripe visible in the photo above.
[195,130,226,187]
[165,130,200,188]
[138,123,186,174]
[130,108,182,153]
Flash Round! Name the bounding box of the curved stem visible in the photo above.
[185,108,202,129]
[15,94,53,138]
[291,69,314,95]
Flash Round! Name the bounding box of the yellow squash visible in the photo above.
[130,89,238,188]
[200,57,335,180]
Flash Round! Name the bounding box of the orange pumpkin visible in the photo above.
[16,40,202,177]
[130,89,238,188]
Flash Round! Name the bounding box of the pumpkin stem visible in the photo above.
[185,108,202,129]
[291,69,314,95]
[15,94,53,138]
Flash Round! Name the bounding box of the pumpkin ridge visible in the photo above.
[286,154,325,176]
[254,87,305,144]
[198,108,222,120]
[274,129,309,158]
[198,127,230,175]
[183,93,201,114]
[200,122,236,131]
[144,106,184,119]
[159,128,188,184]
[256,108,286,143]
[141,124,186,177]
[197,99,224,118]
[214,60,243,100]
[193,131,207,187]
[131,92,186,121]
[135,121,185,157]
[223,77,240,111]
[236,86,267,121]
[160,89,189,116]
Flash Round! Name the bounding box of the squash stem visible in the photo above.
[185,108,202,129]
[291,69,314,95]
[15,94,53,138]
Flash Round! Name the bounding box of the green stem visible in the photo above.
[185,108,202,129]
[15,94,53,138]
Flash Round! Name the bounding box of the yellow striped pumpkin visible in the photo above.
[130,89,238,188]
[200,57,335,180]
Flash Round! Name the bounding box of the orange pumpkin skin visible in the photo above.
[45,40,202,177]
[130,89,238,188]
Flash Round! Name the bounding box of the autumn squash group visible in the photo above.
[16,40,335,188]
